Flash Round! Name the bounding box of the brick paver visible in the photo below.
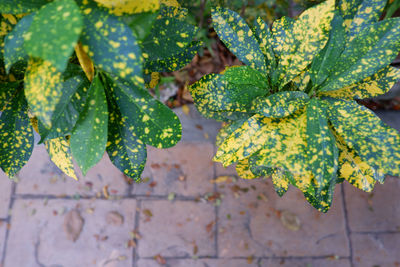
[0,105,399,267]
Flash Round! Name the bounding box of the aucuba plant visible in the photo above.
[190,0,400,212]
[0,0,200,180]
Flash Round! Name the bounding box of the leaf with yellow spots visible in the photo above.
[319,66,400,100]
[104,73,181,149]
[346,0,386,41]
[277,0,335,87]
[212,7,266,72]
[324,98,400,177]
[251,91,309,118]
[0,81,20,111]
[24,58,63,128]
[223,66,268,89]
[215,118,248,147]
[80,2,143,87]
[24,0,83,72]
[70,74,108,175]
[320,18,400,92]
[189,73,265,122]
[94,0,159,16]
[236,158,260,180]
[306,99,338,193]
[271,168,291,197]
[252,17,275,72]
[105,84,147,181]
[4,13,34,72]
[45,137,78,180]
[334,129,382,192]
[0,88,34,177]
[0,14,17,58]
[141,8,200,73]
[75,42,94,82]
[0,0,48,14]
[38,68,90,141]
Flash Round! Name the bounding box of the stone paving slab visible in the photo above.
[217,178,349,258]
[16,145,130,197]
[0,172,12,219]
[4,199,136,267]
[344,177,400,232]
[352,233,400,267]
[0,220,7,263]
[137,200,216,258]
[137,258,255,267]
[132,142,215,197]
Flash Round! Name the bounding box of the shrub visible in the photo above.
[0,0,200,180]
[190,0,400,212]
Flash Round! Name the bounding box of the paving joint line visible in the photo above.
[1,181,17,266]
[341,183,354,267]
[132,199,142,267]
[212,144,219,259]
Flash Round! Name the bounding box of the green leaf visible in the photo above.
[236,158,261,179]
[212,7,266,72]
[270,16,295,61]
[128,11,158,41]
[70,74,108,175]
[4,13,34,73]
[223,66,268,89]
[306,99,338,193]
[320,66,400,100]
[303,182,335,213]
[105,82,147,181]
[189,73,266,121]
[24,0,83,72]
[347,0,387,41]
[0,0,48,14]
[309,13,346,86]
[105,74,181,148]
[39,70,91,141]
[320,18,400,92]
[45,136,78,180]
[252,17,275,71]
[337,0,363,23]
[271,168,291,197]
[0,89,34,177]
[24,58,63,128]
[80,2,143,86]
[251,91,309,118]
[324,98,400,177]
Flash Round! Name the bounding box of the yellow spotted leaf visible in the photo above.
[45,137,78,180]
[94,0,160,16]
[75,42,94,82]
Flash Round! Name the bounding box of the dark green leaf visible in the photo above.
[0,81,20,111]
[4,13,34,73]
[128,12,158,41]
[306,99,338,193]
[80,2,143,86]
[223,66,268,89]
[0,89,33,177]
[24,0,83,72]
[70,74,108,175]
[252,17,275,71]
[212,7,266,72]
[105,74,181,148]
[105,81,147,181]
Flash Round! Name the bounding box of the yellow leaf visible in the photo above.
[160,0,180,7]
[236,158,258,179]
[75,42,94,82]
[45,137,78,181]
[94,0,160,16]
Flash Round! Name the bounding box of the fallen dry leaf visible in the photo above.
[154,254,166,265]
[181,104,190,115]
[103,185,110,199]
[63,209,84,242]
[280,210,301,231]
[210,176,230,184]
[106,211,124,226]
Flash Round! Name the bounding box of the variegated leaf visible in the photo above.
[0,0,48,14]
[0,89,33,177]
[45,137,78,180]
[94,0,160,16]
[324,98,400,177]
[236,158,260,180]
[251,91,309,118]
[24,58,63,128]
[223,66,268,89]
[252,16,275,71]
[212,7,266,72]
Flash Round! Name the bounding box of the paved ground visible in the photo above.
[0,104,400,267]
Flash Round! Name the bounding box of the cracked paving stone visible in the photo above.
[0,171,12,219]
[217,178,349,257]
[344,177,400,232]
[138,200,216,258]
[132,142,215,197]
[352,233,400,267]
[4,199,136,267]
[16,145,130,197]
